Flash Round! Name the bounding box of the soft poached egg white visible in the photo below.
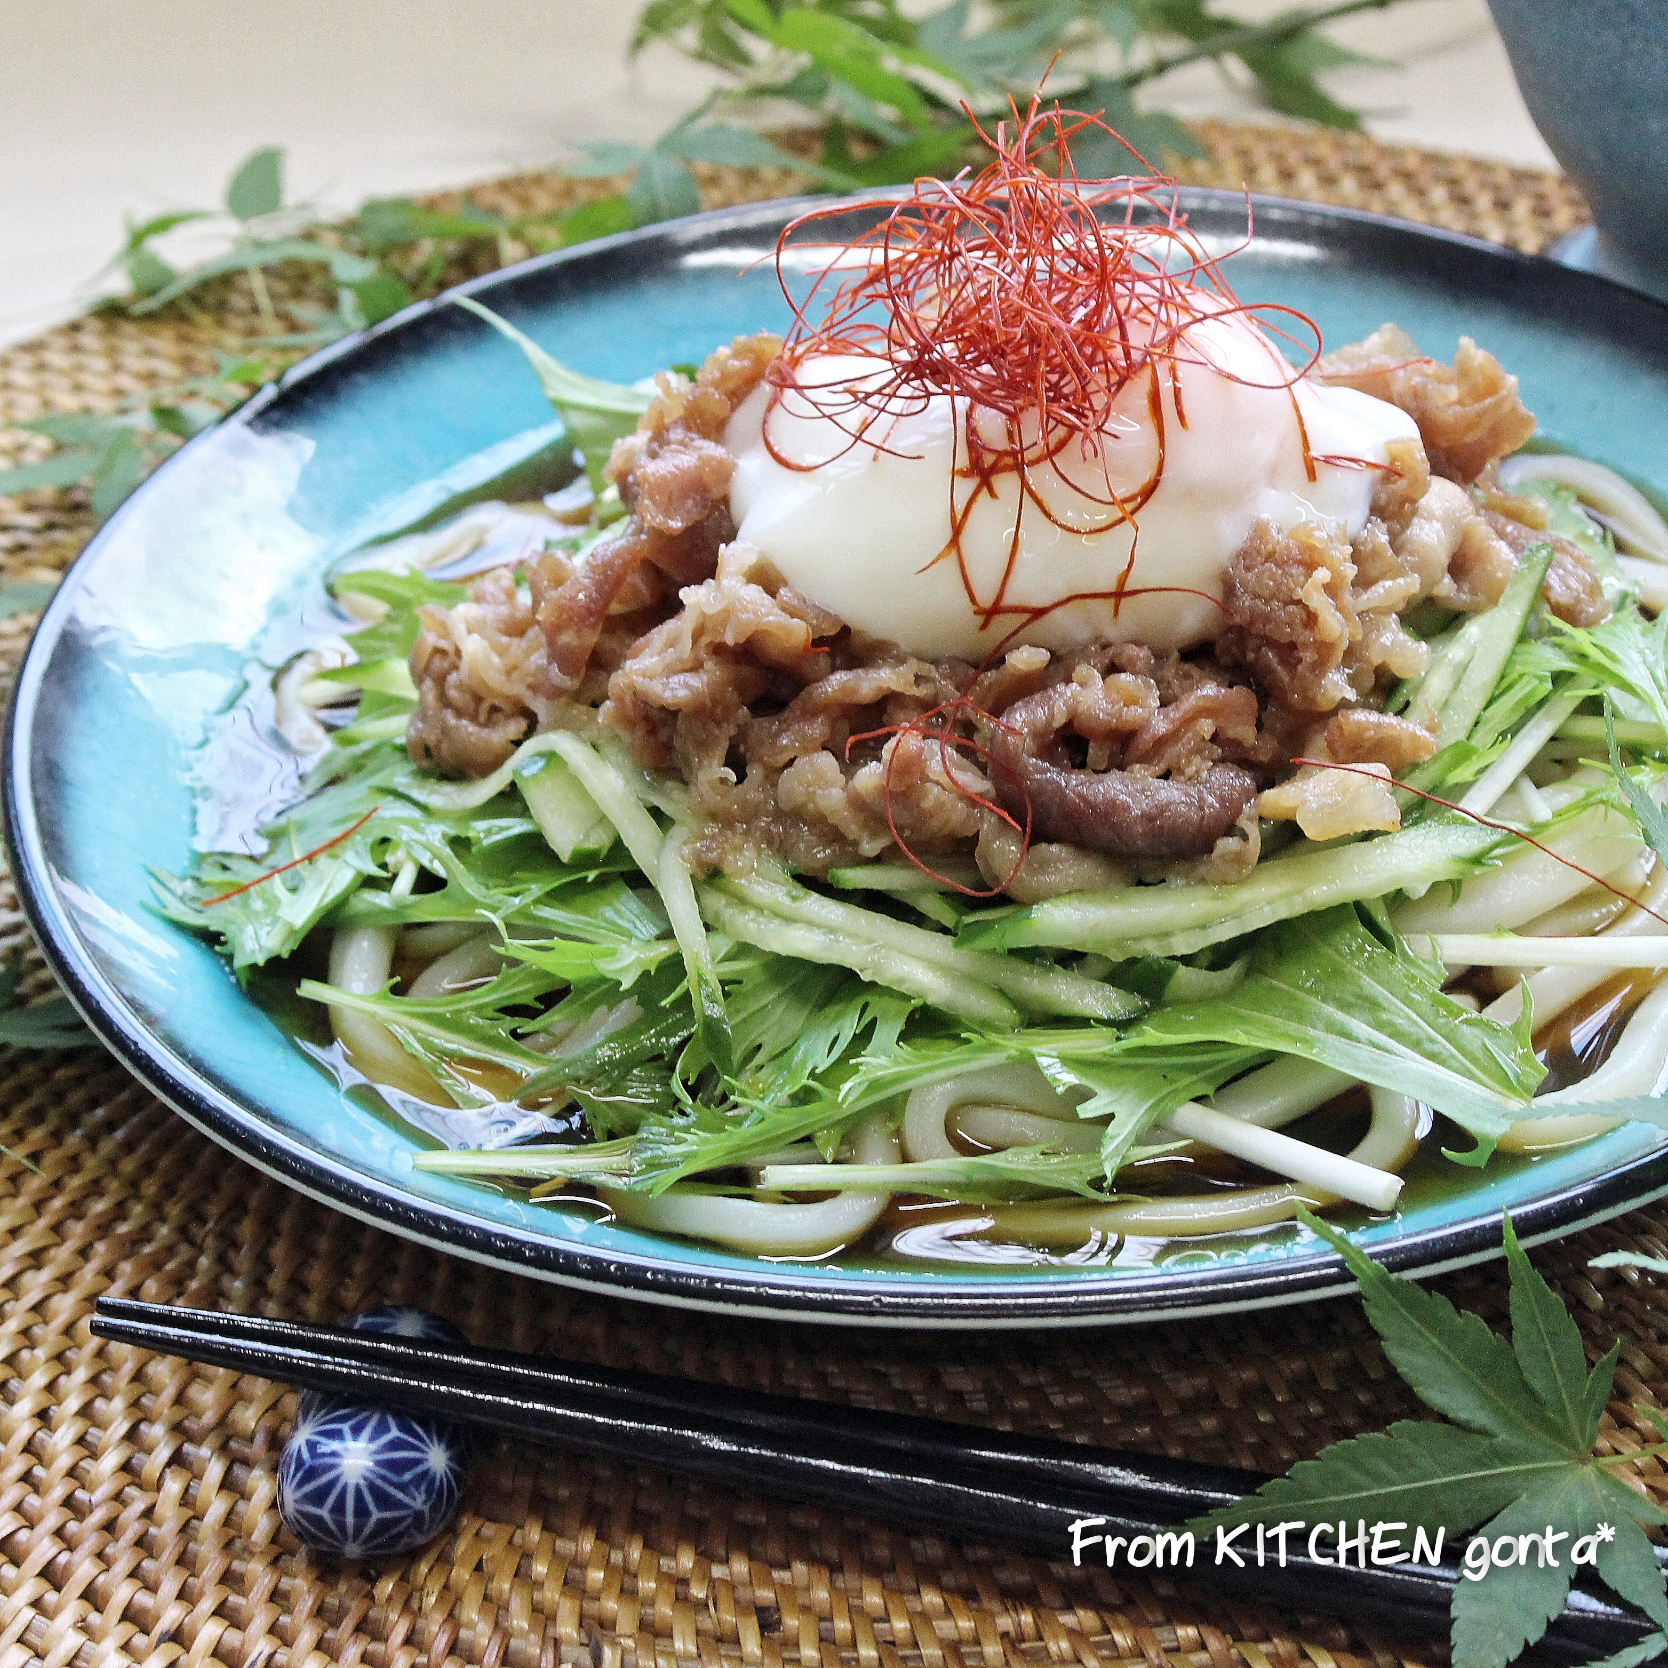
[724,307,1419,661]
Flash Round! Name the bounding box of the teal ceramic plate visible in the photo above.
[10,192,1668,1327]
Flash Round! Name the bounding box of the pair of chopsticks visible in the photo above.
[92,1297,1658,1659]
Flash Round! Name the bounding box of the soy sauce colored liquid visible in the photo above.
[1534,970,1658,1096]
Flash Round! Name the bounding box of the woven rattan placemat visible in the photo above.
[0,128,1650,1668]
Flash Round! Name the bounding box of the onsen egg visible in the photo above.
[724,311,1419,662]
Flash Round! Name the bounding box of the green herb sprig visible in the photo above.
[0,354,273,524]
[0,960,98,1176]
[0,0,1418,526]
[629,0,1407,196]
[0,959,94,1052]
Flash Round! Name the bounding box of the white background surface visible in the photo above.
[1,0,1553,350]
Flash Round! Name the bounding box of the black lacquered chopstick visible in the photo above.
[91,1298,1658,1660]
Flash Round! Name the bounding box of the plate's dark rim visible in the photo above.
[9,187,1668,1328]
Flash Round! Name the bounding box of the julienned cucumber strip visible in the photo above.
[828,861,984,895]
[702,889,1020,1028]
[519,754,614,862]
[1393,543,1553,746]
[957,819,1508,959]
[717,870,1144,1021]
[411,730,569,813]
[546,733,663,873]
[546,733,731,1066]
[1395,613,1483,727]
[1433,542,1554,750]
[1398,545,1559,811]
[660,832,733,1077]
[313,657,419,700]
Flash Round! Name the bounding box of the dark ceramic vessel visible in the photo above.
[1488,0,1668,297]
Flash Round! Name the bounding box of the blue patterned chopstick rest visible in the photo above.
[279,1307,476,1559]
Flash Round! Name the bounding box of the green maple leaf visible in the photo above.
[1580,1634,1668,1668]
[1450,1475,1589,1668]
[1194,1421,1563,1539]
[1192,1212,1668,1668]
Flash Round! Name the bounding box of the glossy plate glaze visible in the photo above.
[10,192,1668,1327]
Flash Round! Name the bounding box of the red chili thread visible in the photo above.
[846,694,1027,898]
[1290,758,1668,928]
[1308,453,1394,473]
[764,94,1334,648]
[202,807,381,906]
